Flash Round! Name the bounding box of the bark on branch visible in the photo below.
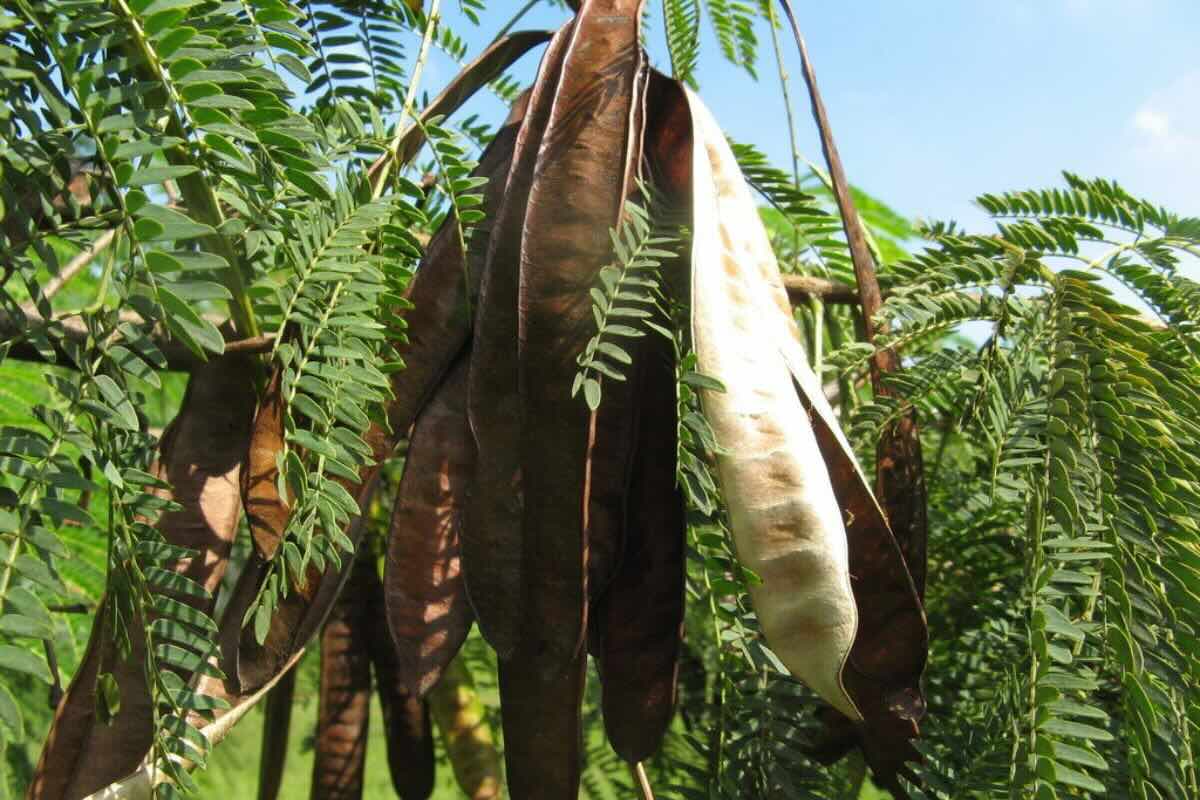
[1,307,273,370]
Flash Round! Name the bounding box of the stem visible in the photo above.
[764,2,826,375]
[112,0,260,338]
[372,0,442,201]
[775,0,896,381]
[631,762,655,800]
[42,228,117,305]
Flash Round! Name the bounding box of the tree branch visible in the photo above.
[1,307,273,371]
[782,274,859,305]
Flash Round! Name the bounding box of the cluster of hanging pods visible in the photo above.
[27,2,929,799]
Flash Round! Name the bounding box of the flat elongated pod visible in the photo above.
[684,90,861,721]
[497,652,586,800]
[257,664,296,800]
[597,337,685,764]
[368,567,435,800]
[243,371,288,561]
[465,20,576,658]
[387,96,527,439]
[385,357,474,697]
[29,354,257,800]
[312,556,374,800]
[235,423,389,694]
[687,89,928,738]
[517,0,648,676]
[427,657,502,800]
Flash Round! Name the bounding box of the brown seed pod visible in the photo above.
[386,94,528,440]
[385,357,475,698]
[243,370,288,561]
[234,422,389,695]
[464,19,577,659]
[497,651,587,800]
[311,555,374,800]
[368,562,436,800]
[28,353,257,800]
[257,664,296,800]
[597,336,685,764]
[516,0,648,677]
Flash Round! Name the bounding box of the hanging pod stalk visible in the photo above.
[29,354,258,800]
[516,0,648,677]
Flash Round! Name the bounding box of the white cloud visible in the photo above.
[1121,71,1200,215]
[1129,72,1200,162]
[1133,108,1170,138]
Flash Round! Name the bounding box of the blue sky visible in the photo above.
[421,1,1199,228]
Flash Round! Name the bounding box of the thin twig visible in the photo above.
[371,0,442,200]
[1,306,275,370]
[46,603,94,614]
[782,274,858,304]
[44,639,64,709]
[632,762,655,800]
[42,228,117,303]
[776,0,896,380]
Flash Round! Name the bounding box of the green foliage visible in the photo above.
[574,183,679,411]
[830,174,1200,799]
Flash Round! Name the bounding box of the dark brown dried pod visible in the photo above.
[28,353,257,800]
[387,95,528,439]
[311,555,374,800]
[516,0,648,677]
[497,652,587,800]
[257,664,296,800]
[464,19,577,659]
[385,357,474,697]
[597,336,685,764]
[368,563,436,800]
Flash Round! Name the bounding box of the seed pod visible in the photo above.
[234,422,389,695]
[312,555,374,800]
[385,357,474,697]
[516,0,648,677]
[243,371,288,561]
[257,665,296,800]
[29,354,257,800]
[684,86,927,747]
[597,336,685,763]
[465,19,577,659]
[368,564,436,800]
[498,652,587,800]
[685,89,861,721]
[427,657,503,800]
[387,95,528,439]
